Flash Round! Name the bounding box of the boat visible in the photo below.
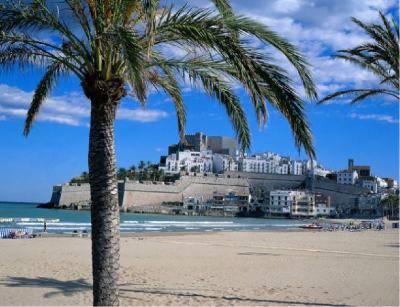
[299,222,322,229]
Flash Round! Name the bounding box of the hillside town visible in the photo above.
[64,132,399,220]
[154,132,398,218]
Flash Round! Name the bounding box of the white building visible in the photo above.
[302,160,317,175]
[290,192,316,218]
[269,190,292,216]
[376,177,388,189]
[213,153,239,173]
[160,150,213,174]
[239,155,270,173]
[311,165,332,177]
[290,160,303,175]
[362,180,378,193]
[160,149,332,178]
[383,178,398,188]
[269,190,315,218]
[276,163,289,174]
[337,170,358,185]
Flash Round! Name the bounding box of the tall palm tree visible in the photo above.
[117,167,128,180]
[379,194,399,218]
[138,160,146,170]
[0,0,317,305]
[318,11,399,104]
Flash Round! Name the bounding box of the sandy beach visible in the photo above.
[0,228,399,306]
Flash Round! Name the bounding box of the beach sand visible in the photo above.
[0,228,398,306]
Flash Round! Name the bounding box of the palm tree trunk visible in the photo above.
[88,101,120,306]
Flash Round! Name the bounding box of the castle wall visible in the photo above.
[225,171,305,198]
[120,175,249,207]
[55,183,91,207]
[50,173,370,210]
[312,177,370,208]
[50,185,62,204]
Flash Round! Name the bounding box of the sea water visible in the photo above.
[0,201,305,234]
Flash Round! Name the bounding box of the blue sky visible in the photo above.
[0,0,399,203]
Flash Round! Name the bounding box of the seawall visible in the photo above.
[49,173,370,210]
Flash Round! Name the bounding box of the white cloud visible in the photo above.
[0,0,397,124]
[0,84,170,126]
[350,113,399,124]
[116,107,169,122]
[155,148,166,152]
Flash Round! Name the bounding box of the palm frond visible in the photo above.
[113,25,147,104]
[195,71,251,151]
[0,46,45,72]
[221,15,318,101]
[320,11,399,105]
[318,88,399,105]
[263,85,315,158]
[24,62,65,136]
[210,0,234,17]
[142,0,159,56]
[0,0,92,66]
[176,63,252,151]
[0,31,85,79]
[148,67,186,143]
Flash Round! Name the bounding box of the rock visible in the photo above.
[36,202,55,209]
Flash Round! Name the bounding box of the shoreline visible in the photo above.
[1,228,398,306]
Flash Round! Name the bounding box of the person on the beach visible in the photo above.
[44,222,47,233]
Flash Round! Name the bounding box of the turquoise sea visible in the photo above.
[0,201,306,234]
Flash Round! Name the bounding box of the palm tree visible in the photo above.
[81,171,90,182]
[117,167,128,180]
[0,1,317,305]
[128,164,137,180]
[138,160,146,170]
[318,11,399,104]
[379,194,399,218]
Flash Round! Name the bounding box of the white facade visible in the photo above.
[213,154,239,173]
[376,177,388,189]
[290,161,303,175]
[315,204,336,217]
[238,153,322,176]
[363,180,378,193]
[269,191,292,215]
[160,149,331,178]
[337,170,358,185]
[269,190,315,218]
[240,155,270,173]
[311,165,332,177]
[160,150,213,174]
[302,160,317,175]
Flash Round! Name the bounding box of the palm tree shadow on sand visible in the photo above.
[1,277,347,306]
[0,276,91,298]
[119,284,347,306]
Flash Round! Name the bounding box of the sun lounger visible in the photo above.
[82,230,91,238]
[72,230,82,238]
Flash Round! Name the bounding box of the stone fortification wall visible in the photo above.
[50,173,369,210]
[224,171,305,197]
[51,183,91,207]
[50,185,62,204]
[225,172,369,208]
[312,177,370,208]
[121,175,249,207]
